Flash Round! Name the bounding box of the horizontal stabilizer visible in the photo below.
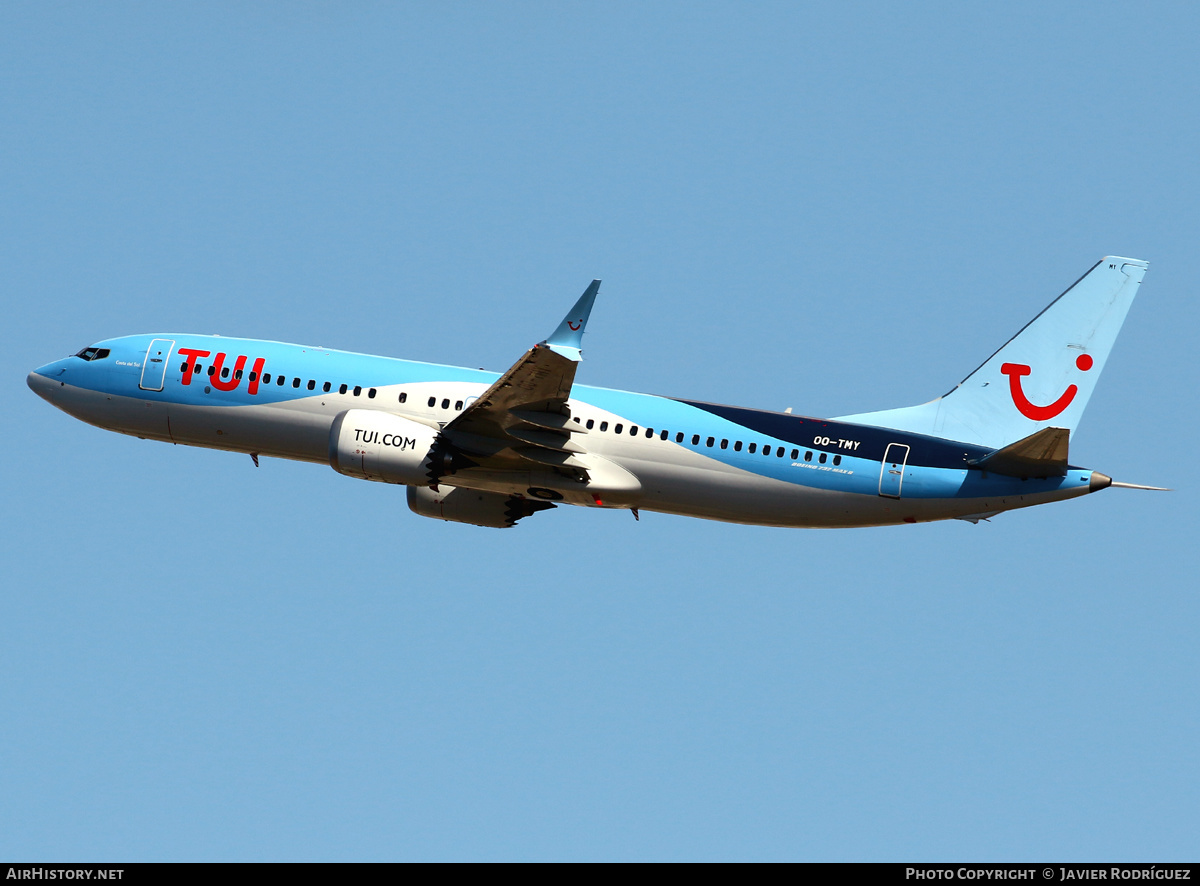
[971,427,1069,478]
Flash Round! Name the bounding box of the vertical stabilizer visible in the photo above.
[835,257,1148,449]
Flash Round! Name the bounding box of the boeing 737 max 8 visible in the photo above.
[28,257,1164,528]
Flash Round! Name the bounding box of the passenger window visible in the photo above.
[427,396,436,407]
[660,430,668,440]
[777,448,785,457]
[720,439,728,449]
[262,373,270,383]
[819,453,827,463]
[194,364,202,375]
[675,432,683,443]
[630,425,638,436]
[179,361,188,372]
[353,386,362,396]
[833,455,841,465]
[586,419,595,430]
[441,398,449,409]
[222,367,230,379]
[734,441,742,451]
[249,372,257,381]
[235,369,243,380]
[323,382,331,392]
[791,449,799,459]
[455,400,462,410]
[706,437,714,447]
[749,442,757,453]
[208,366,216,377]
[399,392,407,403]
[369,389,377,399]
[600,421,609,431]
[804,450,812,462]
[340,384,348,394]
[646,428,654,438]
[292,378,300,388]
[307,379,316,390]
[763,445,772,456]
[692,434,700,445]
[277,375,285,386]
[615,424,624,434]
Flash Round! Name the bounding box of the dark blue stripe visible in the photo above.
[673,399,994,469]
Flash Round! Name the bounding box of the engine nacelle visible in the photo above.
[329,409,440,486]
[407,485,554,528]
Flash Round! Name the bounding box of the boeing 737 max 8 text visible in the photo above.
[28,257,1164,528]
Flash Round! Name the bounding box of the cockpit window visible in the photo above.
[74,347,110,361]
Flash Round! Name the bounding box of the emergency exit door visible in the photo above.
[878,443,910,498]
[139,339,175,391]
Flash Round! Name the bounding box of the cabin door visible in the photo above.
[878,443,910,498]
[139,339,175,391]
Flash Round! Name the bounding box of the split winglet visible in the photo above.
[544,280,601,361]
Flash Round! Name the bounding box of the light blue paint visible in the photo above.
[545,279,601,360]
[837,258,1148,448]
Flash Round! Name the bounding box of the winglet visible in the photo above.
[544,280,601,361]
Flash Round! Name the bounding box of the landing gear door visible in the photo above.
[878,443,910,498]
[139,339,175,392]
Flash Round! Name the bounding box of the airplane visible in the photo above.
[27,256,1165,529]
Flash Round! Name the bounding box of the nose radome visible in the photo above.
[27,365,65,402]
[28,370,51,400]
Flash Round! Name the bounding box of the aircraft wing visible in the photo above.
[436,281,600,477]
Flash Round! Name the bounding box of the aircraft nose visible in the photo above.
[27,360,69,402]
[27,369,53,402]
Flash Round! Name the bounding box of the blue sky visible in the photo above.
[2,2,1197,861]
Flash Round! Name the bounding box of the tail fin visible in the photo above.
[836,256,1148,449]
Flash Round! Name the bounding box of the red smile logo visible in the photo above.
[1001,354,1093,421]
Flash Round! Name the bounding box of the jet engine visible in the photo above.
[407,485,554,528]
[328,409,443,486]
